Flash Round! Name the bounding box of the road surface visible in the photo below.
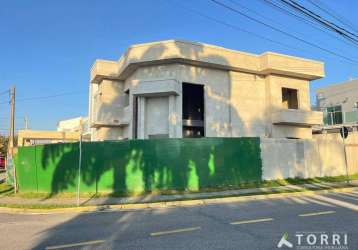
[0,189,357,250]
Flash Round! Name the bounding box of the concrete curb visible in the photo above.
[0,186,357,215]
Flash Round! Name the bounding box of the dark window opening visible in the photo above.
[282,88,298,109]
[182,83,204,138]
[325,105,343,125]
[124,89,130,107]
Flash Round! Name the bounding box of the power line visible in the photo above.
[209,0,358,65]
[259,0,358,49]
[0,89,9,96]
[0,91,84,104]
[0,100,9,105]
[165,0,311,53]
[305,0,358,34]
[279,0,358,45]
[16,91,83,102]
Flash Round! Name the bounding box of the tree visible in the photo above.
[0,135,9,156]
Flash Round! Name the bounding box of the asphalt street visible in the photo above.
[0,189,357,250]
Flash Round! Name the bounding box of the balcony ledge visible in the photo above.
[90,120,129,128]
[272,109,323,127]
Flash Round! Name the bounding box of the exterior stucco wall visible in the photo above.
[314,133,358,175]
[97,40,324,83]
[124,64,268,138]
[267,75,310,111]
[89,40,324,141]
[266,75,313,139]
[90,79,128,140]
[125,64,181,139]
[92,63,318,140]
[176,64,231,137]
[261,133,358,180]
[261,138,306,180]
[230,72,267,137]
[96,127,124,140]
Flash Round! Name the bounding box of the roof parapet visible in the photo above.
[90,40,324,84]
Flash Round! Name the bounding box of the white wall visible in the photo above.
[260,134,357,180]
[261,138,306,180]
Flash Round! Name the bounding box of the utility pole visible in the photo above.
[7,86,17,193]
[8,86,15,154]
[24,116,29,130]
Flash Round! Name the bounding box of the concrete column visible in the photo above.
[176,93,183,138]
[168,95,176,138]
[128,93,134,139]
[137,96,146,139]
[264,76,273,137]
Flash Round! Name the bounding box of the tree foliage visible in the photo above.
[0,135,9,156]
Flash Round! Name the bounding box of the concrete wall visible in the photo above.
[261,132,358,180]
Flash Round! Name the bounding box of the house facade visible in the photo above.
[316,79,358,126]
[88,40,324,141]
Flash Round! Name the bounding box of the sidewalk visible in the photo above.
[0,180,357,207]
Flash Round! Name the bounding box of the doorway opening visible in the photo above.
[182,83,204,138]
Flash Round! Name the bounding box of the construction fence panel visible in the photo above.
[15,137,262,194]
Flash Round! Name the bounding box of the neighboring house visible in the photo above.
[316,79,358,127]
[57,116,91,141]
[17,117,90,147]
[88,40,324,141]
[57,116,89,133]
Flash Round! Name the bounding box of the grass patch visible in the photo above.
[0,176,356,210]
[260,174,358,188]
[0,182,14,197]
[0,185,345,210]
[4,174,358,200]
[0,203,76,209]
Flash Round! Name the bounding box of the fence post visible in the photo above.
[341,127,350,184]
[76,119,83,206]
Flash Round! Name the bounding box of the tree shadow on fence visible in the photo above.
[38,137,262,198]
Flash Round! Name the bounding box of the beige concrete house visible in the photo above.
[57,116,88,133]
[88,40,324,141]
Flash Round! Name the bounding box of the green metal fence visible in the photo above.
[15,138,262,194]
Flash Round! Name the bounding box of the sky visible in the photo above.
[0,0,357,133]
